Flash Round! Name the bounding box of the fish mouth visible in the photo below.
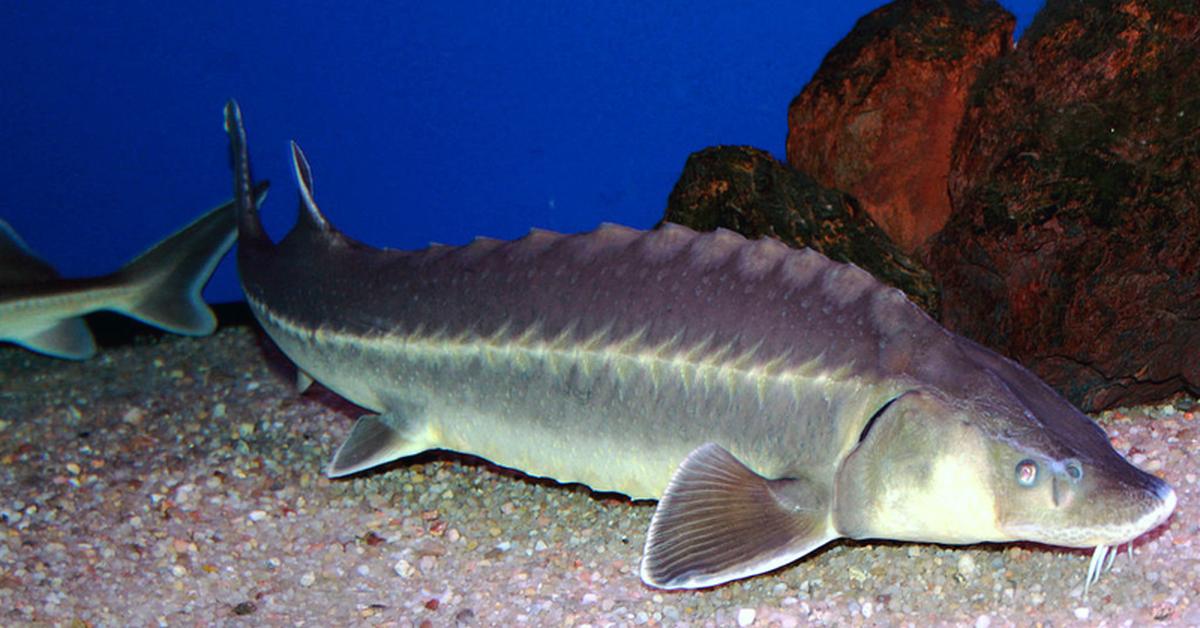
[1005,482,1176,548]
[1001,483,1174,598]
[1080,485,1175,598]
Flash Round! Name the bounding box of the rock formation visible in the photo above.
[931,0,1200,409]
[787,0,1013,254]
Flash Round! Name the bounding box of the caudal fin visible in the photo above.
[113,184,268,335]
[0,220,97,358]
[224,100,273,247]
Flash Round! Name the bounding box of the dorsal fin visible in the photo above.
[290,141,333,233]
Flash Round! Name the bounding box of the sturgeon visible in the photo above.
[0,186,266,359]
[225,101,1175,592]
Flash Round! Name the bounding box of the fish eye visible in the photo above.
[1064,460,1083,482]
[1015,459,1038,487]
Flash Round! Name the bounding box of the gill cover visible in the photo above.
[833,390,1007,545]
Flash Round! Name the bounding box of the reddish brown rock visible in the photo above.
[787,0,1013,254]
[663,145,939,315]
[931,1,1200,410]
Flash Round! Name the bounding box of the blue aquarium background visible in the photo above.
[2,1,1041,305]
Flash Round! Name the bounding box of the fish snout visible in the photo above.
[1088,461,1176,545]
[1003,456,1175,548]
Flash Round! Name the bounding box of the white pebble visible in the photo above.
[394,559,415,578]
[299,572,315,587]
[957,553,978,578]
[737,608,756,626]
[248,510,267,522]
[122,407,145,424]
[1074,607,1090,620]
[974,615,991,628]
[356,565,370,577]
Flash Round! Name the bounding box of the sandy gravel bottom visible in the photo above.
[0,326,1196,626]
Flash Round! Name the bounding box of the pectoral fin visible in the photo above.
[18,318,97,360]
[640,443,837,589]
[327,408,431,477]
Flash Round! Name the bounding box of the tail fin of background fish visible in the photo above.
[111,180,266,335]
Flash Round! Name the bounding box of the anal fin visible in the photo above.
[640,443,837,589]
[327,410,431,478]
[295,369,314,394]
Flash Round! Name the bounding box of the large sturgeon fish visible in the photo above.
[225,102,1174,592]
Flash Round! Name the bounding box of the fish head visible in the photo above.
[975,398,1175,552]
[986,425,1175,549]
[834,367,1175,551]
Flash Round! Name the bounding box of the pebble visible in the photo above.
[394,559,415,578]
[1074,607,1091,620]
[957,554,978,579]
[299,572,316,587]
[122,407,145,424]
[737,608,756,626]
[248,510,268,522]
